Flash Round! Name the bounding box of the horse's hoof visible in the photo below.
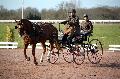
[34,62,38,66]
[48,58,50,63]
[40,60,43,63]
[26,57,30,61]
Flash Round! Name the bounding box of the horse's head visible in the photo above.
[15,20,24,36]
[15,19,32,36]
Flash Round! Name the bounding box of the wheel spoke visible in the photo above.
[87,39,103,64]
[63,48,73,63]
[48,48,59,64]
[73,46,85,65]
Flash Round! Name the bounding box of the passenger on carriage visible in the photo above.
[60,9,80,46]
[80,14,93,41]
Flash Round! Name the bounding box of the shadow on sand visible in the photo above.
[92,62,120,69]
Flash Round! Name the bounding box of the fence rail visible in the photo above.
[0,42,120,52]
[28,43,50,49]
[0,20,120,24]
[0,42,18,49]
[108,45,120,52]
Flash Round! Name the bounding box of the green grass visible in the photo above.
[0,23,23,48]
[92,24,120,48]
[0,23,120,48]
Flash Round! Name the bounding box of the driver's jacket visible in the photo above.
[81,20,93,33]
[62,16,80,36]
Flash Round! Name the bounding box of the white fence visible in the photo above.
[0,20,120,24]
[28,43,50,49]
[0,42,18,49]
[0,42,50,49]
[0,42,120,52]
[109,45,120,52]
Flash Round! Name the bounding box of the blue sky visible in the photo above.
[0,0,120,11]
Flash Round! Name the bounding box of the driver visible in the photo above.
[60,9,80,46]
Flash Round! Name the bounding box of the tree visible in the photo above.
[0,5,120,20]
[24,7,41,20]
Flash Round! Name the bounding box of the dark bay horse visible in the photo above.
[15,19,59,65]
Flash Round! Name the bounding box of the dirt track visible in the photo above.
[0,49,120,79]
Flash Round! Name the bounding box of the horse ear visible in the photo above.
[15,20,17,23]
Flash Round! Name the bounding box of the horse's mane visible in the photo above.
[21,19,32,25]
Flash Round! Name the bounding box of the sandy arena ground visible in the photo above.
[0,49,120,79]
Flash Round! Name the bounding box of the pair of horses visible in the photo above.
[15,19,59,65]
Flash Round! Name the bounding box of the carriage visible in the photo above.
[48,24,103,65]
[15,19,103,65]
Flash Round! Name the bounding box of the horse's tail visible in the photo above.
[50,31,61,50]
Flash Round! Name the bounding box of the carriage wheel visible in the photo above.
[48,48,59,64]
[63,48,74,63]
[87,39,103,64]
[73,46,85,65]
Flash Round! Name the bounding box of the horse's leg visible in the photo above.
[47,42,53,60]
[32,44,38,65]
[40,42,46,63]
[50,42,54,52]
[53,40,60,55]
[24,43,30,61]
[54,40,59,51]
